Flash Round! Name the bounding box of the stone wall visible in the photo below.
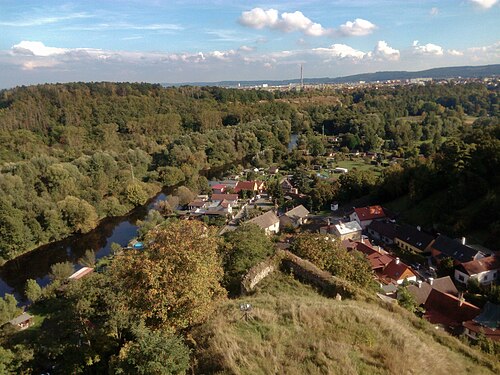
[241,249,358,299]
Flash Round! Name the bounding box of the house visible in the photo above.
[211,184,227,194]
[68,267,94,280]
[463,302,500,341]
[188,200,208,212]
[280,178,298,194]
[454,255,500,286]
[9,312,34,330]
[406,276,459,306]
[268,166,279,175]
[321,220,362,241]
[247,210,280,235]
[211,193,239,206]
[367,221,398,245]
[234,180,265,195]
[423,289,480,330]
[343,239,393,272]
[378,258,417,285]
[349,205,387,229]
[280,205,309,228]
[430,235,485,265]
[395,225,435,253]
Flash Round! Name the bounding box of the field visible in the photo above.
[193,273,499,375]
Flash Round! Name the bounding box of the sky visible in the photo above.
[0,0,499,88]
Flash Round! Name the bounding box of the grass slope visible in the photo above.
[194,273,498,375]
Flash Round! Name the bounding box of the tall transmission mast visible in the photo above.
[300,64,304,88]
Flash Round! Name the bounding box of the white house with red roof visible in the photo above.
[454,255,500,286]
[349,205,387,229]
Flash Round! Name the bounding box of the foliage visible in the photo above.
[290,233,374,289]
[79,249,96,268]
[109,220,226,331]
[110,325,190,375]
[48,261,74,281]
[397,286,419,313]
[0,295,20,325]
[222,224,274,294]
[24,279,42,304]
[437,257,455,278]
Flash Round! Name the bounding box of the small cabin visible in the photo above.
[9,312,34,330]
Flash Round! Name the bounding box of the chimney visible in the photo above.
[461,237,466,245]
[458,292,464,307]
[395,257,400,265]
[428,277,434,286]
[417,280,423,288]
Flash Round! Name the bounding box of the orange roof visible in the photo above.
[380,259,416,282]
[354,205,386,221]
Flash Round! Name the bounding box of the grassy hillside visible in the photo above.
[193,273,498,375]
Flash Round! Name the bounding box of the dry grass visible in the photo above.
[193,273,498,375]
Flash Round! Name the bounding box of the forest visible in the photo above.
[0,81,499,373]
[0,81,499,262]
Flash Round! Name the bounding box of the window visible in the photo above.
[458,274,465,281]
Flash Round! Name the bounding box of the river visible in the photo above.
[0,191,168,301]
[0,158,252,302]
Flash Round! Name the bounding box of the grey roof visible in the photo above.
[367,220,398,239]
[432,235,482,263]
[407,276,458,305]
[284,205,309,220]
[395,224,434,251]
[9,312,33,325]
[473,302,500,330]
[247,210,279,229]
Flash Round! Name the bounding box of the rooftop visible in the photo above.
[9,312,34,326]
[284,205,310,220]
[354,205,387,221]
[432,235,483,263]
[247,210,280,230]
[458,255,500,276]
[396,224,435,251]
[335,220,362,235]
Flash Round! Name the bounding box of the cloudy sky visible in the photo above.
[0,0,499,88]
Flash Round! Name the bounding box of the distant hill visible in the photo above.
[164,64,500,87]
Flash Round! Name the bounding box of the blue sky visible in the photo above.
[0,0,498,88]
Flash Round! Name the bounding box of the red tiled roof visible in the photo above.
[234,181,257,192]
[381,259,416,282]
[458,256,500,276]
[212,184,226,190]
[463,320,500,341]
[367,252,393,270]
[211,193,238,201]
[354,205,387,221]
[424,289,480,327]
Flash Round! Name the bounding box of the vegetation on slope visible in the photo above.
[193,273,499,375]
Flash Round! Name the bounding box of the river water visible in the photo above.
[0,161,237,301]
[0,191,168,301]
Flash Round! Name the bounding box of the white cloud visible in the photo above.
[373,41,400,60]
[12,41,68,57]
[469,0,498,9]
[447,49,464,56]
[239,7,331,37]
[239,8,279,29]
[314,44,367,59]
[338,18,377,36]
[430,7,439,16]
[0,13,91,27]
[412,40,444,55]
[239,45,254,52]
